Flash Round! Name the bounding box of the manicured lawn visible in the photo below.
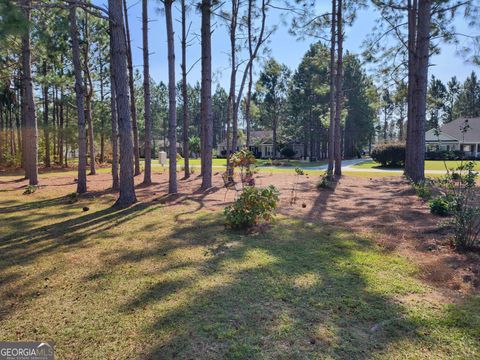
[424,160,480,171]
[175,158,329,169]
[0,187,478,359]
[352,160,480,171]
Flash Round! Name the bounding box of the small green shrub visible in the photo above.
[23,185,37,195]
[230,149,256,188]
[294,167,305,175]
[436,161,480,250]
[224,185,280,229]
[412,180,433,200]
[371,142,405,167]
[317,171,334,189]
[429,196,452,216]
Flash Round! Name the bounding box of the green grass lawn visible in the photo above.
[0,187,478,359]
[352,160,480,171]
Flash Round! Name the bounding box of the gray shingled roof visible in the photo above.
[440,117,480,143]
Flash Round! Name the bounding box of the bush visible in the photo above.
[412,180,433,200]
[371,142,405,167]
[23,185,37,195]
[317,171,334,189]
[436,161,480,250]
[224,185,280,229]
[429,196,453,216]
[425,150,464,160]
[230,149,256,187]
[280,146,296,159]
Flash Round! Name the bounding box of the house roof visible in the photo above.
[425,129,459,142]
[139,139,182,150]
[217,130,274,148]
[250,130,273,141]
[433,117,480,143]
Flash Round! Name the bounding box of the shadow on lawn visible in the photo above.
[110,212,479,359]
[0,201,159,271]
[1,181,479,358]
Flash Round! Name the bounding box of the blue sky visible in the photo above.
[95,1,478,89]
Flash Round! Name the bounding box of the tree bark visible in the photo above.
[109,0,137,205]
[99,56,105,164]
[328,0,336,172]
[225,0,239,176]
[165,0,177,194]
[201,0,213,189]
[123,0,141,177]
[181,0,190,179]
[82,15,96,175]
[59,87,64,166]
[43,62,51,168]
[408,0,430,182]
[405,0,417,178]
[85,81,95,175]
[273,102,277,159]
[109,24,119,191]
[333,0,343,176]
[20,0,38,185]
[69,5,87,193]
[142,0,153,185]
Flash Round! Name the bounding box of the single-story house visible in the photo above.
[217,130,308,159]
[425,117,480,158]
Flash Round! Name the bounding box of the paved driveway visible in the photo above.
[304,158,371,170]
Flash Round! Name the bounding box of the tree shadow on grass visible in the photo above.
[110,213,480,359]
[0,196,75,214]
[0,201,161,273]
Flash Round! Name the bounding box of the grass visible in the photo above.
[352,160,480,171]
[0,187,479,359]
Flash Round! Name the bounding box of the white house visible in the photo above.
[425,117,480,158]
[217,130,309,159]
[217,130,276,158]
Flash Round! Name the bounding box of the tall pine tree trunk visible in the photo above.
[181,0,190,179]
[201,0,213,189]
[59,88,64,166]
[109,0,137,205]
[85,87,95,175]
[229,0,238,156]
[43,62,51,167]
[405,0,417,178]
[142,0,153,185]
[123,0,141,176]
[69,5,87,193]
[165,0,177,193]
[408,0,430,182]
[21,0,38,185]
[99,57,105,164]
[109,18,119,190]
[328,0,336,172]
[83,16,96,175]
[333,0,343,176]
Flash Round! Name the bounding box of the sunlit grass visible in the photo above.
[0,188,478,359]
[352,160,480,171]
